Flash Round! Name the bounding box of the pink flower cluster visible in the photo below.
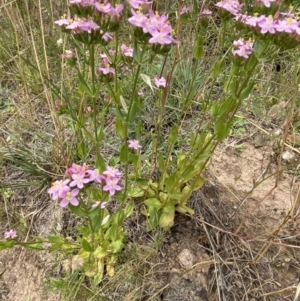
[238,14,300,36]
[69,0,124,16]
[47,164,123,208]
[55,16,100,33]
[121,44,134,57]
[216,0,300,38]
[233,38,254,58]
[216,0,244,15]
[96,53,115,75]
[128,8,178,45]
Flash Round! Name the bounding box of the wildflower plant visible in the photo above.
[1,0,300,287]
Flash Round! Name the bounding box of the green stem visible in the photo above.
[89,44,101,164]
[122,44,146,202]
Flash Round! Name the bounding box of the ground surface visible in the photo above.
[1,141,300,301]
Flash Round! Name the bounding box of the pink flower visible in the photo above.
[65,163,90,177]
[138,90,144,97]
[66,18,100,34]
[4,229,17,239]
[148,28,174,45]
[92,201,107,209]
[69,0,95,6]
[126,0,152,9]
[243,15,260,27]
[154,76,166,88]
[96,66,115,75]
[128,9,148,27]
[61,49,75,59]
[108,49,116,56]
[103,166,122,178]
[70,173,91,189]
[180,5,189,15]
[128,140,142,150]
[233,38,254,59]
[121,44,133,57]
[258,0,276,8]
[87,169,105,183]
[102,32,113,42]
[275,17,299,33]
[103,178,122,196]
[60,189,80,207]
[109,3,124,16]
[94,2,113,13]
[215,0,243,15]
[257,15,276,34]
[47,179,70,200]
[55,16,71,26]
[201,9,212,16]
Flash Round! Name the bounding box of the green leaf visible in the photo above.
[94,261,104,285]
[0,240,15,250]
[253,40,265,57]
[168,125,178,145]
[128,186,144,198]
[96,153,106,171]
[239,81,255,101]
[23,242,43,250]
[213,60,225,78]
[78,72,93,97]
[211,102,219,117]
[215,115,231,141]
[159,211,175,229]
[191,176,205,191]
[193,35,203,59]
[94,247,107,259]
[144,198,163,209]
[48,236,64,244]
[50,243,63,252]
[181,165,195,181]
[120,145,127,163]
[90,212,103,231]
[176,205,194,214]
[140,74,154,92]
[69,205,87,217]
[163,203,175,213]
[158,153,165,171]
[128,102,138,122]
[97,126,104,141]
[111,240,124,253]
[124,201,134,218]
[101,215,110,226]
[116,118,125,138]
[166,173,177,194]
[169,193,184,200]
[218,97,233,116]
[77,140,87,157]
[177,153,187,170]
[133,39,142,64]
[245,54,258,71]
[82,239,92,252]
[119,95,128,113]
[146,206,159,231]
